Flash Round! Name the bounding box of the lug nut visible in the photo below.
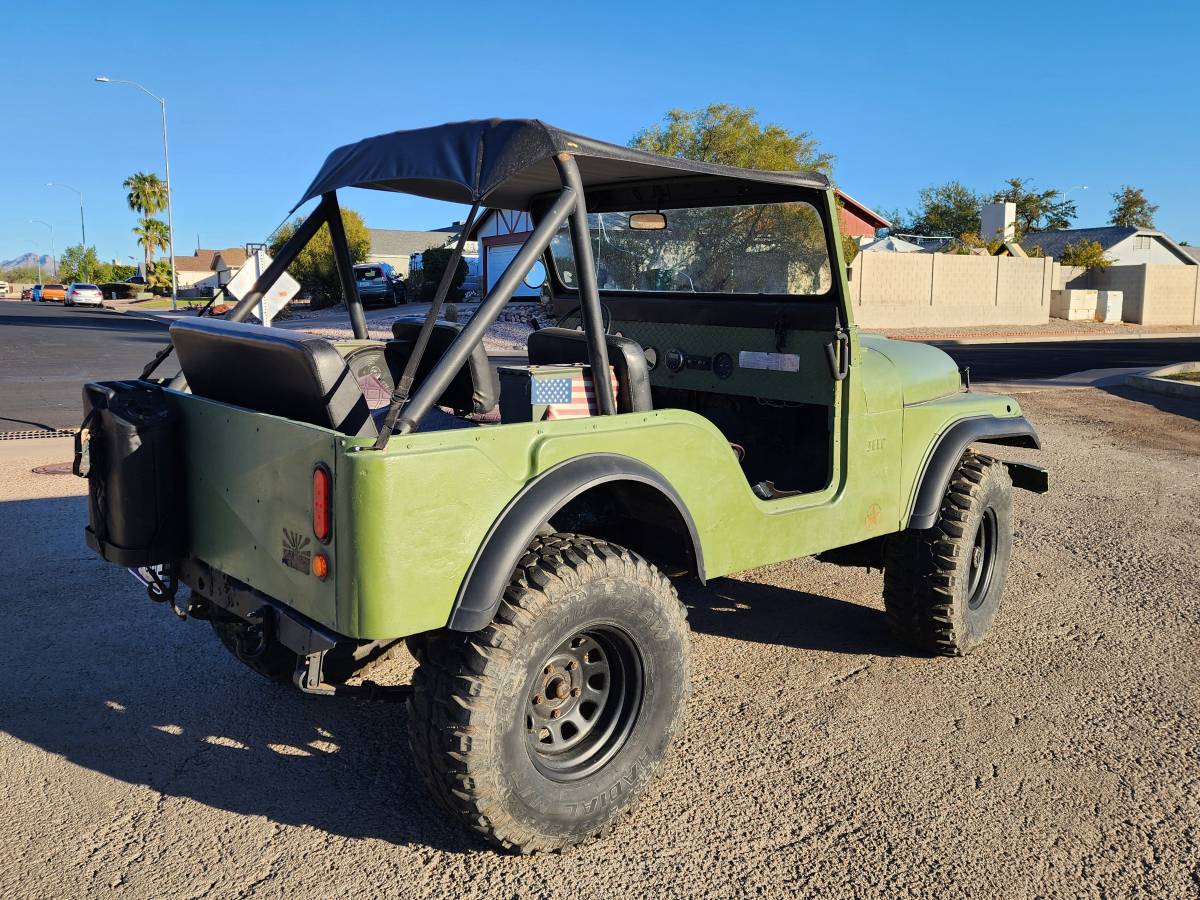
[567,661,578,671]
[551,709,561,719]
[571,687,581,697]
[533,695,542,705]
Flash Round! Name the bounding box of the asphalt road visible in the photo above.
[0,300,176,431]
[2,386,1197,897]
[3,298,1200,432]
[939,336,1200,382]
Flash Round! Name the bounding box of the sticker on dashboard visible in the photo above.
[737,351,800,372]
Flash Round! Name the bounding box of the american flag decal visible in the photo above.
[533,368,619,420]
[531,377,573,405]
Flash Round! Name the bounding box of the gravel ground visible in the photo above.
[1,386,1197,898]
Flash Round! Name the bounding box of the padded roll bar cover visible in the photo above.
[386,318,498,415]
[447,454,703,632]
[908,415,1041,530]
[170,318,376,437]
[527,327,653,413]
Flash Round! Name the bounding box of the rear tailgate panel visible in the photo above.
[170,391,341,630]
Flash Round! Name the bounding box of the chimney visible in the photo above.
[980,202,1016,243]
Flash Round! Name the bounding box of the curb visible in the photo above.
[1124,362,1200,400]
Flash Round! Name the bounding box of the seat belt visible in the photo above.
[373,201,481,450]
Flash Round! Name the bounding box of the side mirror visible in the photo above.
[629,212,667,231]
[524,259,547,289]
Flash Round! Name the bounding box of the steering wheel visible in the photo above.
[553,302,612,334]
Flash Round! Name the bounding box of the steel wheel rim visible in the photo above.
[967,507,998,610]
[525,625,643,782]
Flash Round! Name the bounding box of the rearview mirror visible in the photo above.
[524,259,547,289]
[628,212,667,231]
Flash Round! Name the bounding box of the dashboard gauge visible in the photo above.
[644,347,658,371]
[665,348,685,372]
[713,352,734,379]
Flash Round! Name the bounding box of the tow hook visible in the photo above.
[293,652,413,702]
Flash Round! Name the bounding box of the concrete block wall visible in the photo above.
[849,253,1052,329]
[1140,265,1199,325]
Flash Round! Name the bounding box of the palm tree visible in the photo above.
[123,172,167,217]
[133,217,170,272]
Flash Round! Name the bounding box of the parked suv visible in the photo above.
[353,262,402,306]
[66,283,105,307]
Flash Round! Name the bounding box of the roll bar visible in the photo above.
[156,154,616,435]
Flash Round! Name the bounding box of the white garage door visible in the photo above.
[487,243,540,297]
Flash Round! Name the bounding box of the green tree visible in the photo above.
[1109,186,1158,228]
[133,217,170,271]
[408,245,467,300]
[58,244,101,283]
[147,259,174,294]
[905,181,982,239]
[269,207,371,306]
[631,103,833,174]
[629,105,834,290]
[1058,240,1113,270]
[123,172,167,217]
[988,177,1075,238]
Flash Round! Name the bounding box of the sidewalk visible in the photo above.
[867,320,1200,345]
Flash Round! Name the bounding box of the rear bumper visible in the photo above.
[180,557,342,656]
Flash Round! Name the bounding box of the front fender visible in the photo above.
[908,416,1042,529]
[448,454,703,632]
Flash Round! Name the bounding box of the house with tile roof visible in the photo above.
[1021,226,1195,266]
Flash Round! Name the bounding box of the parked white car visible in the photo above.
[0,281,10,297]
[65,283,104,307]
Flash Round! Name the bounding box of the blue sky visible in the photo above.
[3,0,1197,265]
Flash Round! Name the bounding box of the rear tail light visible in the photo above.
[312,464,332,542]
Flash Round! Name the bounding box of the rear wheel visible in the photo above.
[407,533,691,853]
[883,452,1013,656]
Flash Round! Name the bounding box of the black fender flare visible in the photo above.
[446,454,704,633]
[908,416,1041,530]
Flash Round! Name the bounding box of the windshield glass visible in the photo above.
[551,201,832,296]
[75,284,98,290]
[355,266,384,280]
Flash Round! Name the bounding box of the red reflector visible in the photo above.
[312,465,331,541]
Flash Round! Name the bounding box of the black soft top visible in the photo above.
[294,118,830,212]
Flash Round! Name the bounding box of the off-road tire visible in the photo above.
[407,533,691,853]
[883,452,1013,656]
[210,618,401,684]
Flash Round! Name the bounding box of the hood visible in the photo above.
[859,335,961,406]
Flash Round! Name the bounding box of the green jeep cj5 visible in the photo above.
[76,119,1047,853]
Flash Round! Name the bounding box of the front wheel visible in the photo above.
[408,534,691,853]
[883,453,1013,656]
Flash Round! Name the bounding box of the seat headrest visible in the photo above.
[386,318,498,415]
[170,318,375,437]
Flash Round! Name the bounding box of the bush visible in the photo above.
[269,207,371,308]
[409,246,467,301]
[1058,240,1113,270]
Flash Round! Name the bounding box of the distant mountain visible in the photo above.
[1,252,55,275]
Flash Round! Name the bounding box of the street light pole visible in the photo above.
[95,76,178,311]
[47,182,86,279]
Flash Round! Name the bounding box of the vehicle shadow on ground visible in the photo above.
[679,577,901,657]
[0,495,898,854]
[1101,383,1200,422]
[0,495,481,854]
